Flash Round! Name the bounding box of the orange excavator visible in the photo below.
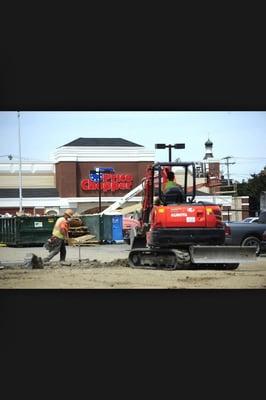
[128,161,256,270]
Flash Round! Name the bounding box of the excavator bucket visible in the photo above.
[190,245,257,264]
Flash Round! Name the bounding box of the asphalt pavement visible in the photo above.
[0,243,130,264]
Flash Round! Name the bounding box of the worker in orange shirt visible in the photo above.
[43,208,74,265]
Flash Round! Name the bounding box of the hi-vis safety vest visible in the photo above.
[163,180,178,193]
[52,217,69,239]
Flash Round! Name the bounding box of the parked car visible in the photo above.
[261,230,266,254]
[240,217,259,223]
[225,211,266,256]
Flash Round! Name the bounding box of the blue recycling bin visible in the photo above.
[111,215,123,241]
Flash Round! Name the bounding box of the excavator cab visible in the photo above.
[149,161,196,209]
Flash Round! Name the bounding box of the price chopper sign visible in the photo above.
[81,167,134,192]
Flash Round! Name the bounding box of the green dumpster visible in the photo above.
[0,216,58,247]
[81,214,103,241]
[101,214,113,242]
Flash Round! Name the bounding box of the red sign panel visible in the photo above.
[81,173,134,192]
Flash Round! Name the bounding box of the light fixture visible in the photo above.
[155,143,185,162]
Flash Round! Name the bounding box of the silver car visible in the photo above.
[241,217,259,223]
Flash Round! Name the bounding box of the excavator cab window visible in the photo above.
[153,162,195,206]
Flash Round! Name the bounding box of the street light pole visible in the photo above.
[155,143,185,163]
[90,168,115,214]
[168,147,172,163]
[17,111,23,212]
[98,169,102,213]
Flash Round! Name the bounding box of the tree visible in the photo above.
[236,171,266,214]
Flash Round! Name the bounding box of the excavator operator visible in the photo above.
[163,170,179,192]
[155,170,185,205]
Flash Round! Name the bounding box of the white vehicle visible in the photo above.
[241,217,259,223]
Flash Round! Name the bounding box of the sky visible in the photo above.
[0,111,265,182]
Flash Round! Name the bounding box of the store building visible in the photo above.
[0,161,59,216]
[0,138,154,215]
[0,137,250,220]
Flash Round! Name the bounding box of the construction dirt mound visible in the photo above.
[0,258,265,288]
[1,258,130,269]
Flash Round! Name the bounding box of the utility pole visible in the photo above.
[18,111,23,212]
[221,156,236,186]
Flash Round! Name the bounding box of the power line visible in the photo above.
[0,155,47,162]
[0,154,13,160]
[230,173,256,176]
[231,156,266,160]
[237,161,266,164]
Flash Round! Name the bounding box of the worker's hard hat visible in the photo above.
[64,209,74,218]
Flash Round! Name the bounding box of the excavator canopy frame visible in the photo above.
[152,161,196,205]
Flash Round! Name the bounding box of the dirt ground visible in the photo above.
[0,244,266,288]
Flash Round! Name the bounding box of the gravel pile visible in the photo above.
[44,258,130,269]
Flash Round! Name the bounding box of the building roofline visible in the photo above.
[60,137,144,148]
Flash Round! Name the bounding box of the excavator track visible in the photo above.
[128,248,241,270]
[128,248,191,270]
